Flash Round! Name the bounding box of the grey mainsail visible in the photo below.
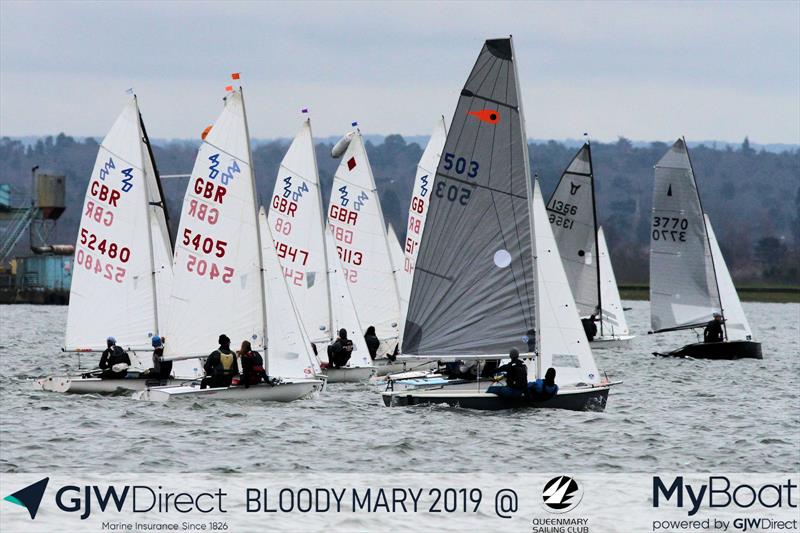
[403,38,536,356]
[546,143,599,320]
[650,138,720,332]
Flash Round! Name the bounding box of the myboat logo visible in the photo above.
[3,477,49,519]
[542,475,584,513]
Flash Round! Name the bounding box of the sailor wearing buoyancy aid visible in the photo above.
[200,334,239,389]
[529,367,559,401]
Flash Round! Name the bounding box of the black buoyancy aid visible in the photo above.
[506,361,528,390]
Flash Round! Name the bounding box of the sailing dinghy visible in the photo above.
[35,96,178,394]
[135,86,322,401]
[382,37,617,411]
[649,139,761,359]
[546,142,634,347]
[328,129,401,374]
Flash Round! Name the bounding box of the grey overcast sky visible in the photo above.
[1,0,798,143]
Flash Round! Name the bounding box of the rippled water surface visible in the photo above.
[1,301,798,473]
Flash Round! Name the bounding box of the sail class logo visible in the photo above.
[3,477,49,519]
[468,109,500,124]
[541,475,583,513]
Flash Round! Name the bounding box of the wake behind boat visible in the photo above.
[382,37,619,411]
[649,139,761,360]
[35,95,181,394]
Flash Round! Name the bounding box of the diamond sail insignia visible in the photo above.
[650,138,721,333]
[402,38,537,357]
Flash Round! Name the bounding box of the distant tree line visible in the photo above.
[1,133,798,284]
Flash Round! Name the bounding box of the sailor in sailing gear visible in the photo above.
[529,367,559,401]
[201,334,239,389]
[704,313,725,343]
[239,340,268,388]
[99,336,131,379]
[364,326,381,360]
[151,336,172,379]
[328,329,354,369]
[487,348,528,398]
[581,313,599,341]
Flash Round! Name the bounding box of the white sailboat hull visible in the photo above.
[590,334,636,349]
[322,366,375,383]
[134,378,323,402]
[34,375,176,394]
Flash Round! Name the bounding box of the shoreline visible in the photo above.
[619,285,800,303]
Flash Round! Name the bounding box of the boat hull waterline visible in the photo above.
[653,340,762,360]
[34,375,178,394]
[134,378,323,402]
[322,366,376,383]
[382,385,614,411]
[590,335,636,349]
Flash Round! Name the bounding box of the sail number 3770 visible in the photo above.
[436,153,479,205]
[652,216,688,242]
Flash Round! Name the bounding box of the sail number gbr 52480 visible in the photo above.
[435,152,479,205]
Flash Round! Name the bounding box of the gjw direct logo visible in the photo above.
[542,475,584,513]
[4,477,49,519]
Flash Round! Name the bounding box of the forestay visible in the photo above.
[403,38,536,356]
[328,132,401,347]
[267,119,331,344]
[650,139,720,332]
[546,143,598,317]
[324,229,371,367]
[705,215,753,341]
[532,180,600,386]
[597,227,630,336]
[259,208,320,378]
[65,97,171,361]
[166,90,265,363]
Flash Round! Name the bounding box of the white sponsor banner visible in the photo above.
[1,473,797,532]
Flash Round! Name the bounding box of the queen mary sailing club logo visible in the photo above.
[541,475,583,513]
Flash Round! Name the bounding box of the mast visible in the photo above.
[135,95,161,337]
[509,36,540,377]
[138,101,173,252]
[240,86,270,370]
[586,140,603,336]
[683,137,727,341]
[308,117,334,341]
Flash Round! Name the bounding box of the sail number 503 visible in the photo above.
[437,153,479,206]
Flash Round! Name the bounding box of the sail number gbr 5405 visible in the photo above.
[435,152,479,205]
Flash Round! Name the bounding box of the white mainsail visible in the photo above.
[259,207,320,378]
[705,215,753,341]
[324,228,370,367]
[597,226,630,337]
[532,180,601,386]
[650,139,720,332]
[387,223,410,326]
[267,119,331,344]
[327,131,402,349]
[546,143,598,318]
[402,119,447,286]
[165,89,265,374]
[65,97,172,366]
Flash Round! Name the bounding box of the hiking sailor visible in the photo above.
[200,334,239,389]
[98,336,131,379]
[239,340,268,388]
[151,335,172,379]
[704,312,725,343]
[364,326,380,360]
[328,329,354,369]
[487,348,528,397]
[529,367,559,401]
